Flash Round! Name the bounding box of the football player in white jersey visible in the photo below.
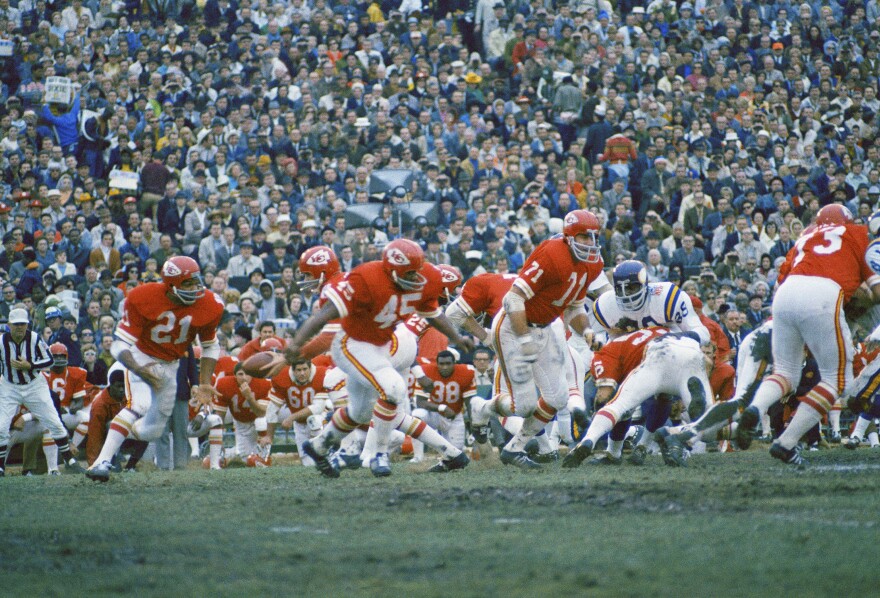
[587,260,709,462]
[591,260,710,345]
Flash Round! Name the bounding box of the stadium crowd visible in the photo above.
[1,0,880,471]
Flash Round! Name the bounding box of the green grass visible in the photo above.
[3,447,880,597]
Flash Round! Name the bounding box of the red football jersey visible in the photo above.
[43,366,88,408]
[513,238,606,326]
[590,328,668,384]
[116,283,225,361]
[854,342,880,377]
[212,355,239,385]
[700,314,731,366]
[237,335,286,362]
[709,362,735,403]
[458,273,517,320]
[322,262,442,345]
[785,223,876,301]
[418,362,477,415]
[269,365,330,411]
[212,375,271,423]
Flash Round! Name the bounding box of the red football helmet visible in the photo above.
[261,337,285,352]
[815,204,853,226]
[382,239,427,291]
[49,342,68,367]
[562,210,602,262]
[162,256,205,305]
[436,264,462,302]
[298,245,340,291]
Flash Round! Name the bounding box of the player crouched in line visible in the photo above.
[45,343,92,452]
[266,356,346,467]
[844,339,880,449]
[86,366,149,472]
[86,257,224,482]
[412,350,477,459]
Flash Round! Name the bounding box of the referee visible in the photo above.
[0,309,84,476]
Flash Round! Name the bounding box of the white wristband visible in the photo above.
[438,404,449,415]
[517,334,534,346]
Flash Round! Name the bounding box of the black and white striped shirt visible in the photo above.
[0,330,53,385]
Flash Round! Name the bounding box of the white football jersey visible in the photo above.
[866,238,880,276]
[591,282,710,344]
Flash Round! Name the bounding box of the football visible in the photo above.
[242,351,282,378]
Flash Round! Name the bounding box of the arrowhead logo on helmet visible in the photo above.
[306,250,332,266]
[441,269,458,284]
[163,261,182,277]
[564,212,579,226]
[384,247,411,266]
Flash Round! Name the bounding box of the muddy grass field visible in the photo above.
[2,446,880,596]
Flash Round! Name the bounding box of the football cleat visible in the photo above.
[735,406,760,450]
[427,452,470,473]
[844,436,862,450]
[686,377,707,420]
[48,470,61,476]
[770,442,806,468]
[500,449,542,470]
[588,451,622,466]
[86,460,112,482]
[0,468,5,477]
[302,440,340,478]
[562,439,594,468]
[65,460,85,474]
[22,470,34,477]
[532,450,559,464]
[329,450,362,470]
[655,429,687,467]
[830,431,842,444]
[370,452,392,477]
[627,444,648,466]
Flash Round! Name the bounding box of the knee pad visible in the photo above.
[254,417,268,432]
[205,414,224,428]
[382,372,408,405]
[61,412,78,430]
[412,407,429,420]
[133,419,167,442]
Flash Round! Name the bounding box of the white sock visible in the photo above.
[778,403,823,450]
[751,375,788,415]
[607,438,624,458]
[95,409,139,465]
[72,423,89,448]
[760,412,771,436]
[535,431,552,454]
[556,409,573,445]
[584,411,614,446]
[868,431,879,447]
[209,428,223,469]
[189,437,200,458]
[852,416,871,440]
[829,404,841,433]
[42,431,58,472]
[411,438,424,461]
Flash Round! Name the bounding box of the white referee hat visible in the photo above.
[8,308,29,324]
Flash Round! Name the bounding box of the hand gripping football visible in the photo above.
[242,351,285,378]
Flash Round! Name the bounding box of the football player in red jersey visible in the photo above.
[265,357,346,467]
[200,363,272,469]
[736,204,880,466]
[85,367,149,471]
[86,256,226,481]
[412,351,477,452]
[237,321,287,362]
[296,246,345,360]
[276,239,474,477]
[564,326,712,468]
[44,343,91,449]
[470,210,612,469]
